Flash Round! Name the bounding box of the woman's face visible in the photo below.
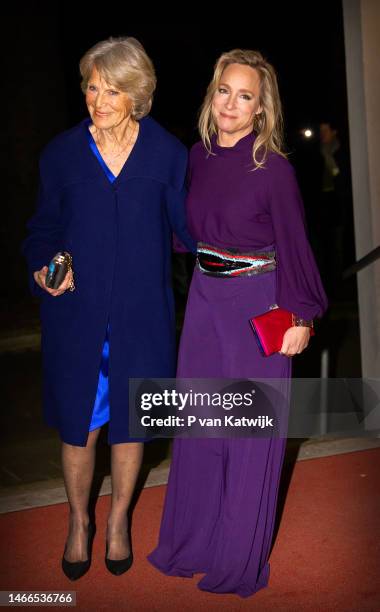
[85,65,133,129]
[212,63,262,139]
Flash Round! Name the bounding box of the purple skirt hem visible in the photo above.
[146,553,195,578]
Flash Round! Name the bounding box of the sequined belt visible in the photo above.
[196,242,276,277]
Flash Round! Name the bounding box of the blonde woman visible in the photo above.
[22,36,195,580]
[148,50,327,597]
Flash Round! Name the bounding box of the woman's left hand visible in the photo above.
[279,326,311,357]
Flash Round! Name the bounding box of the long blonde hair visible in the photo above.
[199,49,287,169]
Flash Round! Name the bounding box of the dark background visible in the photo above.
[3,4,351,300]
[0,2,362,495]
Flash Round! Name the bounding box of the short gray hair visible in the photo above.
[79,36,156,119]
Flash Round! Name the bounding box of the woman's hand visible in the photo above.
[33,266,74,297]
[279,326,311,357]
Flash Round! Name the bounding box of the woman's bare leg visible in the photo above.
[61,428,101,561]
[106,442,144,560]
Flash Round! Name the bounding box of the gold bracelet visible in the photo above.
[63,251,75,292]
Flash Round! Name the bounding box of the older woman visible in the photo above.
[148,50,328,597]
[22,36,195,580]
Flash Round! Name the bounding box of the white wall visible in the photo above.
[343,0,380,377]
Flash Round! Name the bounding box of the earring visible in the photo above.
[254,112,262,130]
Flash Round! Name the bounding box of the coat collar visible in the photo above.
[81,115,182,188]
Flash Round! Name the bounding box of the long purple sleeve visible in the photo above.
[185,132,328,320]
[268,156,328,320]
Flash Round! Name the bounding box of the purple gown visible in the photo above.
[148,131,328,597]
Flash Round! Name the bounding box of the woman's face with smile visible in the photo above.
[85,66,133,129]
[212,63,262,142]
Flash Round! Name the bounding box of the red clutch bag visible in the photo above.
[249,306,315,357]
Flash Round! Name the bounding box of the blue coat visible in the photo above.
[22,116,196,446]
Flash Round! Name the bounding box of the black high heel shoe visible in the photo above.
[105,538,133,576]
[62,523,95,581]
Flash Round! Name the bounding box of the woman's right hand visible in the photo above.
[34,266,73,297]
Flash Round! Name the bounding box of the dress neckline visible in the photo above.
[211,130,256,157]
[83,117,141,184]
[85,120,116,183]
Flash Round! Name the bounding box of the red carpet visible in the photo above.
[1,448,379,611]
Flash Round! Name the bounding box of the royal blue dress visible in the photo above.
[86,122,116,432]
